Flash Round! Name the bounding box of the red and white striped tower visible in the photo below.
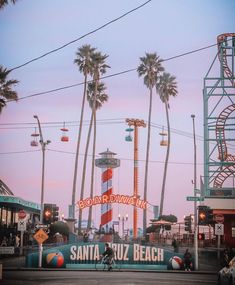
[95,149,120,233]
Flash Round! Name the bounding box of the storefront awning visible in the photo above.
[0,195,40,213]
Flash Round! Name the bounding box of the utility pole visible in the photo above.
[191,114,198,270]
[126,118,146,239]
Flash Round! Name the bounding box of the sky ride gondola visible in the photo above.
[30,128,39,147]
[159,127,168,146]
[125,127,134,142]
[60,122,69,142]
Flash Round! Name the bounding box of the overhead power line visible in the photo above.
[9,0,152,72]
[0,147,203,165]
[10,68,136,102]
[7,39,218,102]
[6,40,221,103]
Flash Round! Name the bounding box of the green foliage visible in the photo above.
[158,214,177,223]
[49,221,70,237]
[146,225,159,233]
[0,65,18,113]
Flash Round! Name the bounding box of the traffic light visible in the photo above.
[207,208,214,225]
[43,204,53,224]
[198,206,214,225]
[43,203,59,224]
[184,215,192,232]
[198,233,205,240]
[52,204,59,222]
[198,206,207,225]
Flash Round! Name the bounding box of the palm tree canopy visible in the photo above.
[0,0,17,9]
[0,65,18,113]
[137,52,164,89]
[90,52,110,81]
[87,81,108,110]
[156,72,178,105]
[74,44,96,76]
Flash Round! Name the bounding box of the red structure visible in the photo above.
[126,118,146,239]
[95,149,120,233]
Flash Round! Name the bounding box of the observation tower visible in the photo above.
[95,149,120,233]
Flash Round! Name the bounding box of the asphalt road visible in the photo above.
[1,270,218,285]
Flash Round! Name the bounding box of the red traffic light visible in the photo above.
[198,233,205,240]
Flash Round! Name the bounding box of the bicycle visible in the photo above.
[95,255,119,271]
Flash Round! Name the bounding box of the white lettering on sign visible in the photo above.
[70,244,100,261]
[133,244,164,262]
[69,243,164,262]
[158,248,164,262]
[152,248,157,261]
[112,243,129,261]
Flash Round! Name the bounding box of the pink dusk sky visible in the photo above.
[0,0,234,229]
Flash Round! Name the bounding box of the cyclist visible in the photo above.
[102,243,114,271]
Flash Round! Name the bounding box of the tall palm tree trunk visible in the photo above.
[159,101,171,216]
[87,81,98,230]
[78,111,94,232]
[71,75,88,219]
[143,87,153,234]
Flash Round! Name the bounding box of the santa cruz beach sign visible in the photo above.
[26,242,183,270]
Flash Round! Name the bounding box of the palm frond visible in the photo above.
[137,52,164,88]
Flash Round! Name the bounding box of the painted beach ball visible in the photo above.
[46,251,64,268]
[169,256,183,270]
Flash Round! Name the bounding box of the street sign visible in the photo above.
[17,220,26,231]
[215,223,224,235]
[18,209,26,219]
[33,229,48,244]
[186,196,204,201]
[35,224,49,230]
[215,214,224,223]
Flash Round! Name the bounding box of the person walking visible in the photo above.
[183,248,192,271]
[15,234,20,247]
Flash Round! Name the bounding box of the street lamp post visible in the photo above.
[33,115,51,224]
[118,214,128,239]
[191,114,198,270]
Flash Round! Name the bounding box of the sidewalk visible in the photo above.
[0,255,220,272]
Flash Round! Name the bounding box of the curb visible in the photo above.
[2,267,218,275]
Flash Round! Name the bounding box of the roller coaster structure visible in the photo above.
[203,33,235,197]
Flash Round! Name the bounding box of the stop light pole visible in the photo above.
[191,114,198,270]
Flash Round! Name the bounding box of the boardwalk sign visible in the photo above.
[77,194,148,210]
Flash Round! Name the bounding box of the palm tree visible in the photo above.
[156,72,178,217]
[0,65,18,113]
[0,0,17,9]
[71,45,96,220]
[87,51,110,229]
[137,53,164,234]
[78,81,108,232]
